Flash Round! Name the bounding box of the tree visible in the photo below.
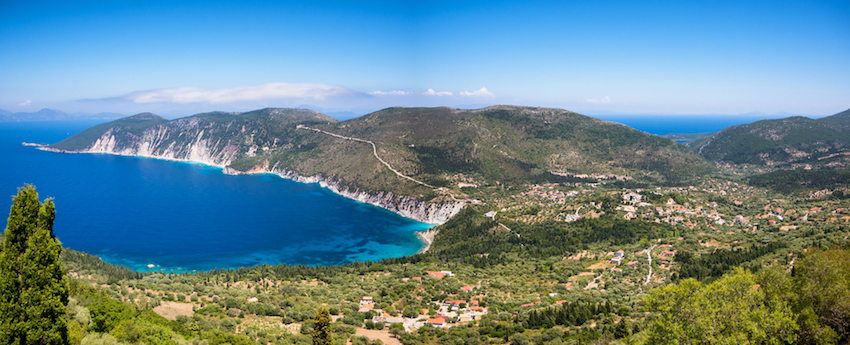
[0,185,70,344]
[794,247,850,343]
[644,267,798,344]
[388,322,405,337]
[313,307,334,345]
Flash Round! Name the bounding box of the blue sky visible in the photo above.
[1,0,848,118]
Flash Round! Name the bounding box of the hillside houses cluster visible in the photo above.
[427,299,489,327]
[355,269,490,331]
[513,184,578,205]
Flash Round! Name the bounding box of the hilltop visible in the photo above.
[693,108,850,169]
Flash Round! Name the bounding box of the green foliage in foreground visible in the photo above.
[646,247,850,345]
[0,185,70,344]
[646,267,798,344]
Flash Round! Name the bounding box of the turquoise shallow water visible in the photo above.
[0,120,430,272]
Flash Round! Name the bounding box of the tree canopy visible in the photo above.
[313,307,334,345]
[0,185,70,344]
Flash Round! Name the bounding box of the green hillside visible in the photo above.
[51,105,713,201]
[257,106,712,193]
[694,108,850,168]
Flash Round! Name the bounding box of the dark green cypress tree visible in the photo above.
[0,185,70,344]
[312,306,334,345]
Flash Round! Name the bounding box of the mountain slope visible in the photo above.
[694,108,850,168]
[49,106,713,222]
[51,108,335,165]
[299,106,712,186]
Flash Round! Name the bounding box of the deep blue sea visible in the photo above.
[0,120,430,272]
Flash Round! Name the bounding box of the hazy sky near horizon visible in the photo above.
[1,0,848,118]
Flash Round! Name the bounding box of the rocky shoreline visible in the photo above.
[415,228,439,254]
[223,165,464,225]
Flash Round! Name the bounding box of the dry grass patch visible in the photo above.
[587,261,613,270]
[153,301,195,320]
[353,328,401,345]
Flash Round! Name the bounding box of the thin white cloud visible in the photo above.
[586,96,612,104]
[422,89,452,96]
[369,90,411,96]
[460,87,495,98]
[18,100,31,106]
[121,82,355,104]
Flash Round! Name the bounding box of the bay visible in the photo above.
[0,120,430,272]
[595,114,785,136]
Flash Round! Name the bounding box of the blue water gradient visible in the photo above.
[0,121,430,272]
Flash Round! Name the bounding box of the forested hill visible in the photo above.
[693,108,850,168]
[50,105,712,202]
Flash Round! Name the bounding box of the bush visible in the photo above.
[402,308,420,318]
[88,299,136,332]
[300,320,315,334]
[342,317,363,327]
[220,318,238,331]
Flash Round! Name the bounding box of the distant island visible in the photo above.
[0,108,124,122]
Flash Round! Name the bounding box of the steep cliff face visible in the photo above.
[49,108,465,224]
[85,124,241,167]
[223,165,464,224]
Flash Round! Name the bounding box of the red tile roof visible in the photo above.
[428,317,446,325]
[425,271,445,279]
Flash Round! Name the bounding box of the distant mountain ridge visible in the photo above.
[693,108,850,169]
[48,105,713,222]
[0,108,124,122]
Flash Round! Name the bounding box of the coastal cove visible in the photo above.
[1,121,433,272]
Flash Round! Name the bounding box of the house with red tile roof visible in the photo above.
[425,271,446,279]
[445,300,466,307]
[428,317,447,327]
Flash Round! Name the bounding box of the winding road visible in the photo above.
[297,125,436,188]
[645,244,657,285]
